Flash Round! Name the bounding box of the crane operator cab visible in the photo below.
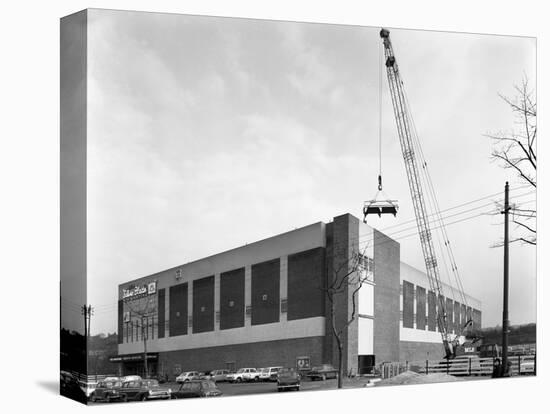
[363,175,399,223]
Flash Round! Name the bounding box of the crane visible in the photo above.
[378,28,471,359]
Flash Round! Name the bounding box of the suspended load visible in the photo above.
[363,175,399,222]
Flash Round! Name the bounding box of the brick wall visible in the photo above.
[324,214,360,375]
[251,259,280,325]
[400,341,446,362]
[158,336,325,378]
[373,229,400,363]
[169,283,188,336]
[402,281,414,328]
[427,291,436,331]
[193,276,214,333]
[158,289,165,338]
[416,286,426,330]
[220,267,245,330]
[454,301,461,333]
[287,247,325,320]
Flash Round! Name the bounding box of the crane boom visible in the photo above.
[379,28,454,358]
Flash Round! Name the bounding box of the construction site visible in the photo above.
[112,28,535,384]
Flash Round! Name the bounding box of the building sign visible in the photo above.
[122,281,157,301]
[296,356,311,370]
[109,353,159,363]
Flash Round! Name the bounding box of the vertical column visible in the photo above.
[279,255,288,323]
[188,281,193,334]
[244,265,252,327]
[214,273,220,331]
[413,286,417,329]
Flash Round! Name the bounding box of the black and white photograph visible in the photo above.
[2,1,546,413]
[58,7,539,405]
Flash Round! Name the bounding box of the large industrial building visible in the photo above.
[114,213,481,378]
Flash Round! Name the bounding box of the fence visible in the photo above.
[380,354,536,379]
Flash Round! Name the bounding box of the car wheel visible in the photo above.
[121,395,128,403]
[237,377,242,383]
[321,374,326,381]
[141,394,148,402]
[254,376,259,382]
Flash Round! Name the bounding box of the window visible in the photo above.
[357,254,374,282]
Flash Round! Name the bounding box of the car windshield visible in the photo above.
[145,380,159,387]
[236,368,245,373]
[261,368,269,373]
[202,381,217,389]
[280,368,295,374]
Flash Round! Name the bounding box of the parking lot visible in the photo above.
[88,377,373,404]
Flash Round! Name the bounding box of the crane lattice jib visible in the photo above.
[379,29,453,358]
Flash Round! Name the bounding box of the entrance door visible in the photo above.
[358,355,375,375]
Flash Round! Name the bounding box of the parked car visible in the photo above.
[60,371,87,403]
[176,371,201,383]
[209,369,230,382]
[120,375,142,382]
[306,364,338,381]
[103,376,121,382]
[82,381,98,399]
[259,367,283,382]
[199,371,212,380]
[171,380,222,399]
[89,380,124,403]
[228,368,260,382]
[277,368,301,391]
[519,358,535,375]
[118,379,172,402]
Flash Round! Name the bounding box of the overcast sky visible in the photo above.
[80,9,535,335]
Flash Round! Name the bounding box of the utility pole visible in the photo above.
[81,304,93,338]
[501,182,510,376]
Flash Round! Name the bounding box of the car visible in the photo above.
[277,368,300,391]
[199,371,212,380]
[89,379,124,403]
[228,368,260,382]
[209,369,230,382]
[176,371,201,383]
[306,364,338,381]
[120,375,142,382]
[118,379,172,402]
[103,376,121,382]
[60,371,87,403]
[171,380,223,399]
[259,367,283,382]
[81,381,98,399]
[519,359,535,375]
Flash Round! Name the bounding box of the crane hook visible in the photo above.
[378,175,383,191]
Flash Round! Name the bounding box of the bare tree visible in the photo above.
[320,243,371,389]
[124,294,157,378]
[486,78,536,245]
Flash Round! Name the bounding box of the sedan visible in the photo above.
[306,364,339,381]
[118,379,172,402]
[277,368,300,391]
[171,380,222,399]
[89,380,124,403]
